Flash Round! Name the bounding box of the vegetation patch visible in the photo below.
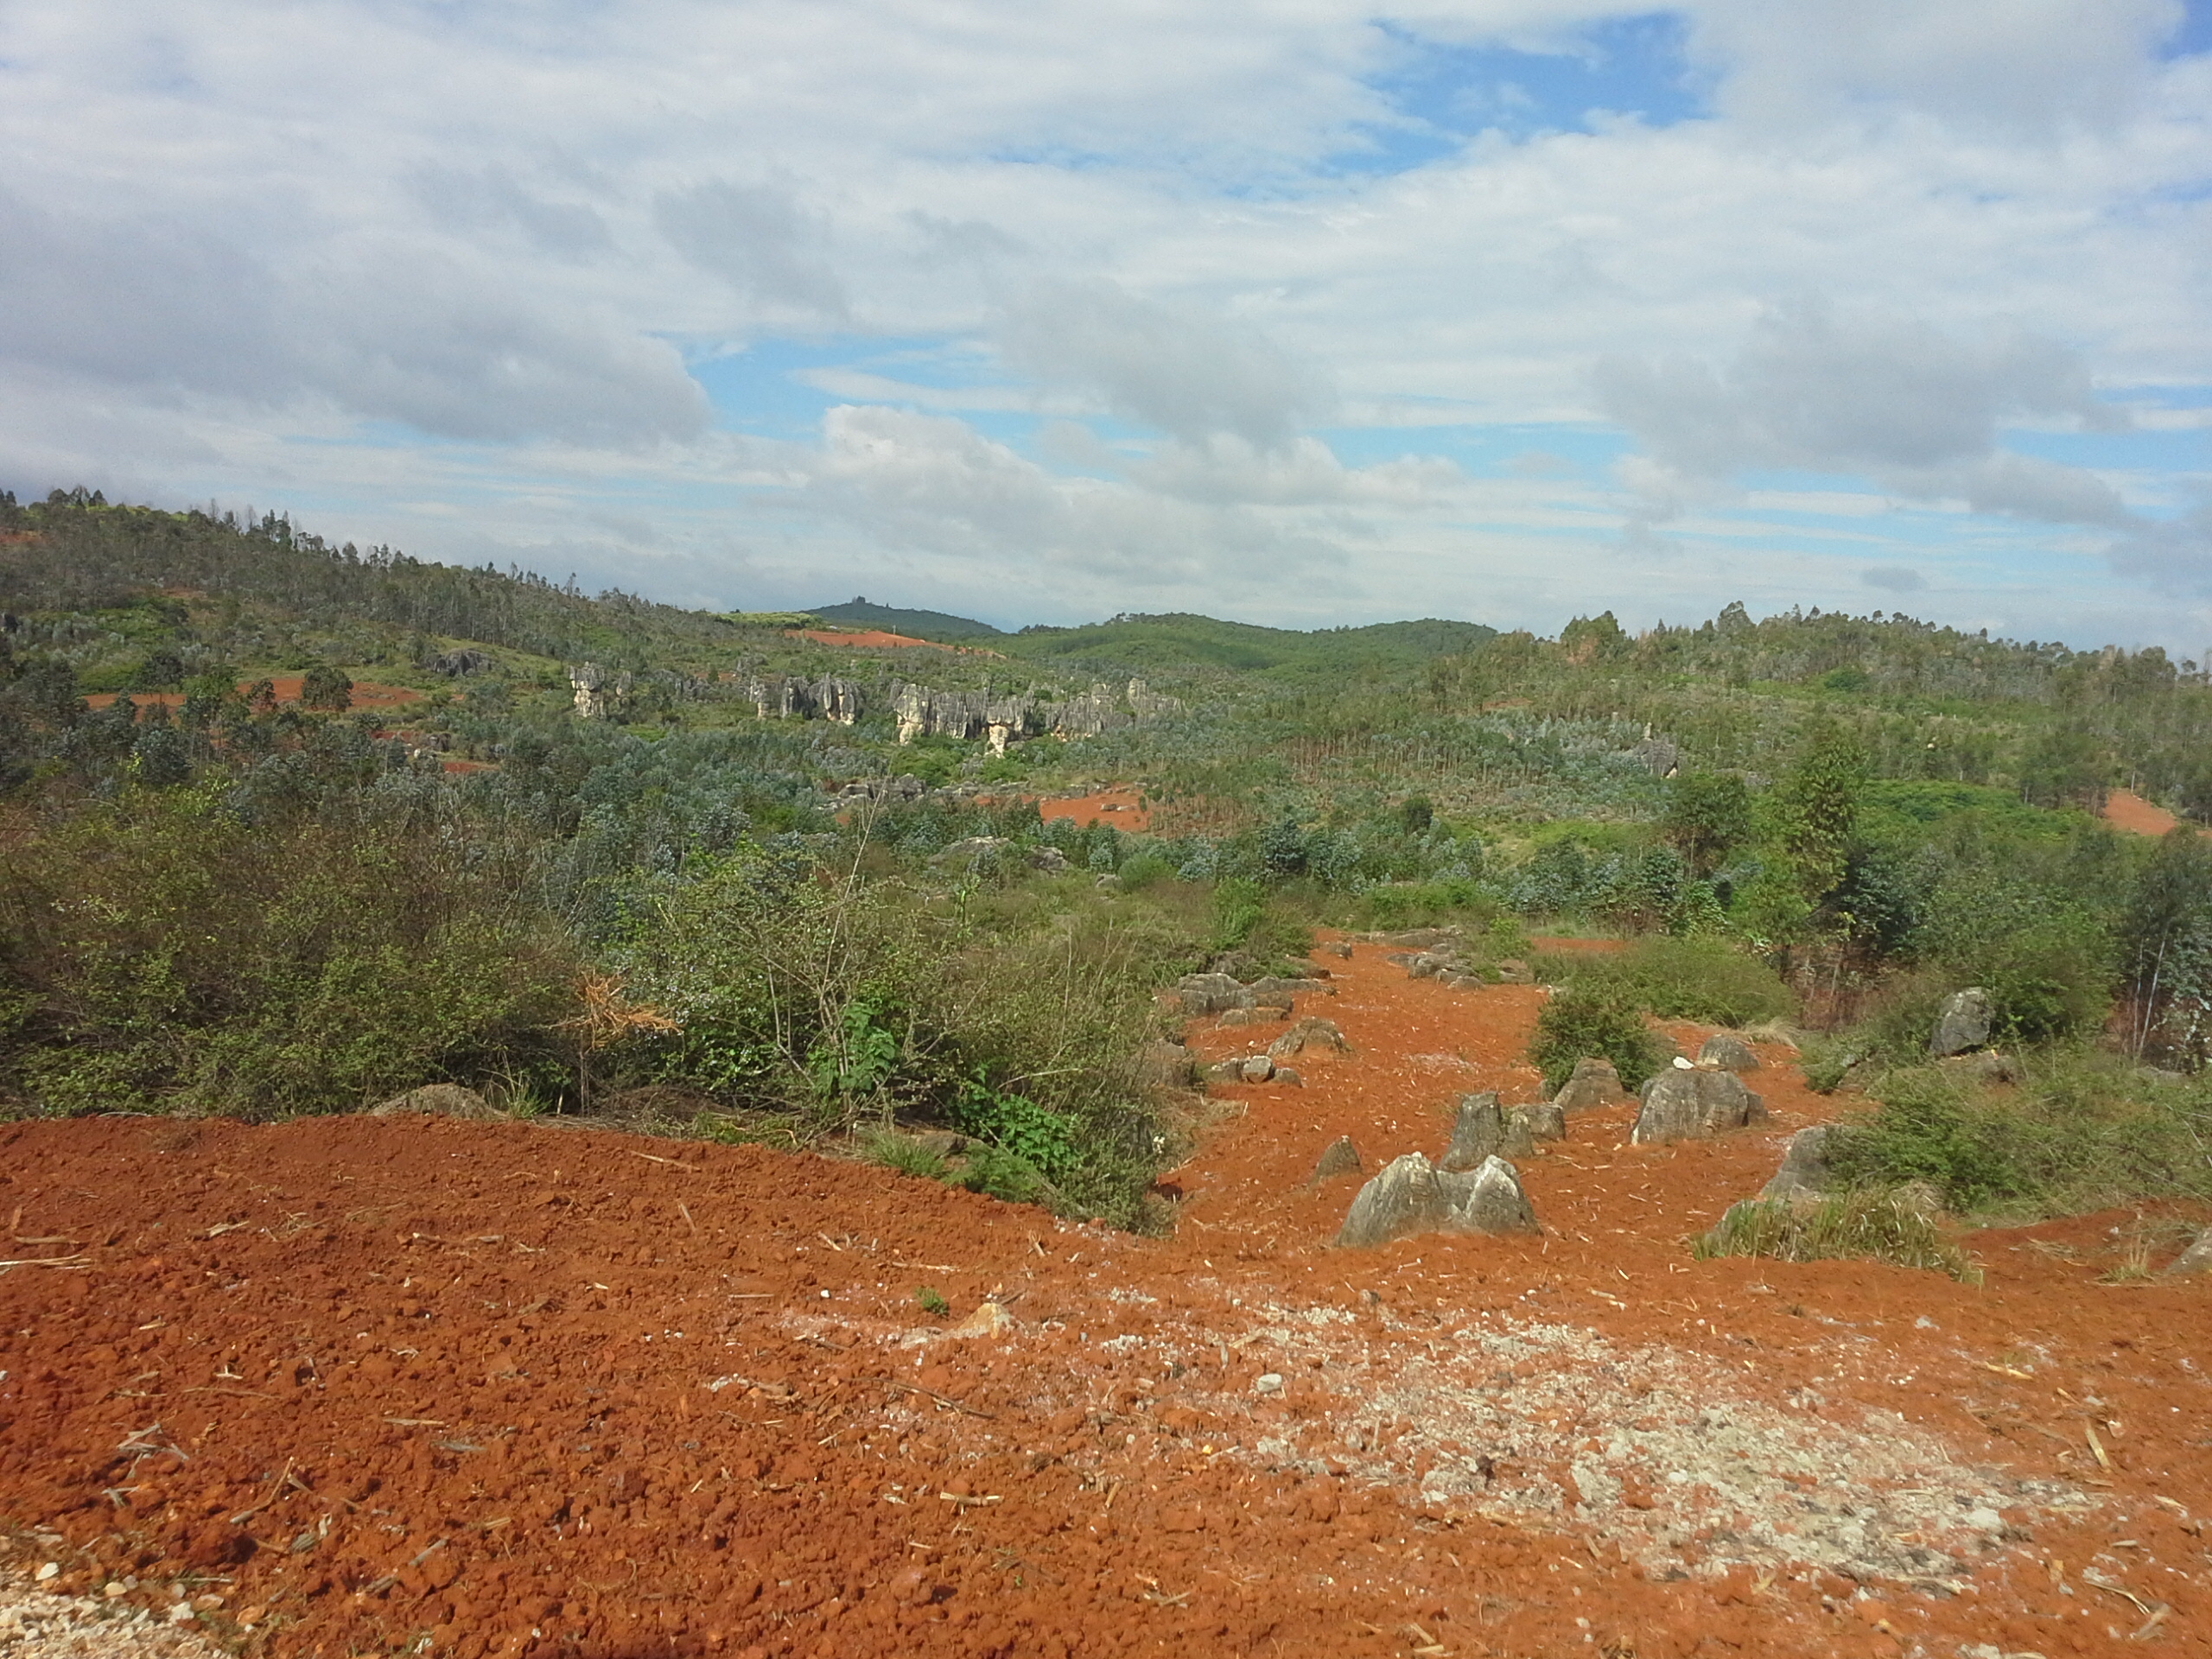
[1694,1192,1982,1283]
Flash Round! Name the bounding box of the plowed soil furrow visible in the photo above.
[3,941,2208,1658]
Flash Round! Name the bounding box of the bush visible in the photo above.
[1532,937,1796,1028]
[617,849,1170,1226]
[1528,983,1662,1094]
[1694,1192,1980,1282]
[1827,1056,2212,1216]
[0,785,575,1116]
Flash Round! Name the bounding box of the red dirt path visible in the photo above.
[2104,790,2203,839]
[3,945,2208,1658]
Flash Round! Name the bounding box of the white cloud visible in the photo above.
[1597,303,2137,531]
[0,0,2203,647]
[995,279,1328,447]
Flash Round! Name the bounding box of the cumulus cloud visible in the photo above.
[996,279,1326,447]
[1596,303,2133,527]
[412,165,613,260]
[1861,564,1926,593]
[806,404,1341,580]
[1686,0,2183,135]
[0,188,707,446]
[655,181,850,319]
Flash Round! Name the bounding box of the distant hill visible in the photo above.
[1001,612,1499,682]
[807,597,1005,642]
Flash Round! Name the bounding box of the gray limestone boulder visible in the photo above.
[1249,976,1334,999]
[1306,1136,1363,1185]
[1495,959,1534,985]
[1239,1055,1276,1084]
[1176,972,1247,1014]
[1697,1033,1761,1072]
[1553,1057,1627,1113]
[1930,988,1994,1058]
[1336,1153,1541,1248]
[1630,1068,1769,1145]
[369,1083,499,1120]
[1511,1101,1567,1143]
[1268,1018,1347,1058]
[1441,1093,1535,1171]
[1760,1125,1837,1200]
[1316,940,1353,959]
[2164,1226,2212,1276]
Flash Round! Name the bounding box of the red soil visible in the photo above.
[3,946,2207,1658]
[791,630,1001,658]
[1036,789,1151,832]
[84,677,425,715]
[2104,790,2202,839]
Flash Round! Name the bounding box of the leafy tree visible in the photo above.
[299,664,353,712]
[1662,772,1752,877]
[1397,794,1433,836]
[1770,717,1869,907]
[2118,826,2212,1065]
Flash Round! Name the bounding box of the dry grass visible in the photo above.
[1694,1192,1983,1284]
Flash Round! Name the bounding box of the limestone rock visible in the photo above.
[1336,1153,1540,1248]
[369,1083,499,1120]
[1239,1055,1275,1084]
[1273,1065,1303,1087]
[1930,988,1993,1058]
[1370,927,1458,950]
[1553,1057,1627,1113]
[2164,1226,2212,1276]
[1760,1126,1837,1200]
[1441,1093,1535,1171]
[1176,972,1247,1015]
[1697,1033,1761,1071]
[1249,976,1335,998]
[1268,1018,1346,1059]
[1441,1093,1503,1172]
[1510,1101,1567,1143]
[1316,940,1353,959]
[1307,1136,1363,1185]
[429,647,493,677]
[1495,959,1534,984]
[1095,873,1123,893]
[1630,1068,1769,1145]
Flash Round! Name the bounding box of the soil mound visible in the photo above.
[3,942,2206,1656]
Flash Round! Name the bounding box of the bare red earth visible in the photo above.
[1036,789,1151,832]
[2105,790,2202,840]
[791,630,1000,657]
[3,944,2208,1658]
[83,677,425,715]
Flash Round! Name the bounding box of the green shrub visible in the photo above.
[1694,1192,1980,1283]
[618,849,1168,1226]
[0,785,575,1116]
[1827,1057,2212,1217]
[1528,983,1662,1094]
[1531,937,1796,1028]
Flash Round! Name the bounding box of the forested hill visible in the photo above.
[0,488,743,669]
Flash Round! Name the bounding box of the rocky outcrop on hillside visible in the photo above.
[749,673,863,725]
[891,677,1180,753]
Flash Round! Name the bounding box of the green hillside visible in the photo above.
[5,485,2212,1236]
[807,596,1006,641]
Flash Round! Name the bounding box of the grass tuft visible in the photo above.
[1694,1192,1983,1283]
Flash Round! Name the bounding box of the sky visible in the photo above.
[1,1,2209,652]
